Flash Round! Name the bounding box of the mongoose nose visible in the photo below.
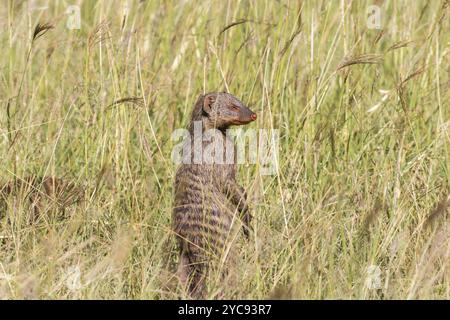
[250,113,257,121]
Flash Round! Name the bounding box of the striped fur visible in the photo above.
[173,93,255,298]
[0,176,83,221]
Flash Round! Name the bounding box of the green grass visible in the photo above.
[0,0,448,299]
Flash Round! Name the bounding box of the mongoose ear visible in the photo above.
[203,94,216,114]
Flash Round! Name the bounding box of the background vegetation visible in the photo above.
[0,0,448,299]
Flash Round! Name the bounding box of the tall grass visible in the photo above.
[0,0,448,299]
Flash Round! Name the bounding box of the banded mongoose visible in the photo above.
[172,92,257,298]
[0,176,83,221]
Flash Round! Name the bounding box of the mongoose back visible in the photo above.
[0,176,83,221]
[173,92,256,298]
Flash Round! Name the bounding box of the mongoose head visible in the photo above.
[197,92,257,130]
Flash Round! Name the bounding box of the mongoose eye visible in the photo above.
[229,105,240,112]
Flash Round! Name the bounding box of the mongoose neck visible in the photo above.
[188,117,228,134]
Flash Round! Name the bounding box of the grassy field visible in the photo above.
[0,0,449,299]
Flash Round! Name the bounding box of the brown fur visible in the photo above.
[0,176,83,221]
[173,92,256,298]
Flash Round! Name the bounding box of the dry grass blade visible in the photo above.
[387,40,413,52]
[400,65,426,86]
[279,6,302,57]
[33,22,54,42]
[218,19,253,37]
[373,29,386,45]
[337,54,383,70]
[234,31,255,57]
[279,26,302,57]
[106,97,144,110]
[88,21,110,49]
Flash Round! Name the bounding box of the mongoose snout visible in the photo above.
[229,103,257,125]
[199,92,257,129]
[173,92,255,298]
